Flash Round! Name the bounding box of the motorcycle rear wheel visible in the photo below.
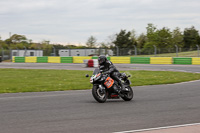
[92,85,107,103]
[121,86,133,101]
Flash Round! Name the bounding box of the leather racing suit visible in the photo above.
[99,60,124,92]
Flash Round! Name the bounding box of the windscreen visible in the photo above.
[93,68,100,75]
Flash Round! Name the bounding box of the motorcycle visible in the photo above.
[86,68,134,103]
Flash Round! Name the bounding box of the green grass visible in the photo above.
[0,68,200,93]
[125,71,200,86]
[132,50,199,57]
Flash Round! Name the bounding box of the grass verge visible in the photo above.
[0,68,200,93]
[132,50,199,57]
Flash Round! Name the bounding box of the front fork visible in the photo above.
[99,84,106,94]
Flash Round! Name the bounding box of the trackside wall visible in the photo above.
[12,56,200,65]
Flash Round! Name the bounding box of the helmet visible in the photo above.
[98,55,107,65]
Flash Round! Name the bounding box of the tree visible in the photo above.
[146,23,157,42]
[86,36,97,48]
[172,27,184,48]
[144,24,173,49]
[113,29,134,48]
[143,23,158,49]
[4,38,12,46]
[10,34,27,44]
[183,26,200,48]
[0,37,8,49]
[99,42,109,48]
[130,29,137,46]
[137,33,147,48]
[30,43,39,49]
[156,27,172,48]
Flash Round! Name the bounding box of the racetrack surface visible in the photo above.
[0,63,200,133]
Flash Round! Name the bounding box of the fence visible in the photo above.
[0,49,11,61]
[0,47,200,61]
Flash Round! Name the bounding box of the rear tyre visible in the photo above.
[121,86,133,101]
[92,85,107,103]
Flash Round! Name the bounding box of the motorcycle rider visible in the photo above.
[98,55,127,93]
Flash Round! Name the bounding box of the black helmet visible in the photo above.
[98,55,107,65]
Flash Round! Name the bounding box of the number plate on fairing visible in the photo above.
[104,77,114,88]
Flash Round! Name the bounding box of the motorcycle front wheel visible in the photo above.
[121,86,133,101]
[92,85,107,103]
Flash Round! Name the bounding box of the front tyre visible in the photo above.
[121,86,133,101]
[92,85,107,103]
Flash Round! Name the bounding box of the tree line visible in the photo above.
[112,24,200,51]
[0,34,85,51]
[1,23,200,52]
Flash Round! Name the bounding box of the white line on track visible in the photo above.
[0,93,71,100]
[113,123,200,133]
[165,79,200,85]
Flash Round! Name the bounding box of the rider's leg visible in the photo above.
[110,72,126,92]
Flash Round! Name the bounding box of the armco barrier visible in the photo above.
[150,57,172,64]
[131,57,150,64]
[25,57,37,63]
[37,57,48,63]
[192,57,200,65]
[173,57,192,65]
[14,57,25,63]
[73,56,92,63]
[48,57,61,63]
[92,56,110,60]
[61,57,73,63]
[110,57,130,64]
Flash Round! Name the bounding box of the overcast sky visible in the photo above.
[0,0,200,45]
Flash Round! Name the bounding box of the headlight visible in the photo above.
[90,78,93,83]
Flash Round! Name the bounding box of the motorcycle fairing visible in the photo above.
[104,77,114,88]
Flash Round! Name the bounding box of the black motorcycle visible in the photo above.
[86,68,134,103]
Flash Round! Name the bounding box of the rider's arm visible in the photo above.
[104,61,116,74]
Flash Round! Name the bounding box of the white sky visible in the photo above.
[0,0,200,45]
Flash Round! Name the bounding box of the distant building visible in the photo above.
[59,49,113,56]
[12,50,43,57]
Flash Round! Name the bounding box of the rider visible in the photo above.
[98,55,126,93]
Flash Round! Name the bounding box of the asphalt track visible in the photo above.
[0,63,200,133]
